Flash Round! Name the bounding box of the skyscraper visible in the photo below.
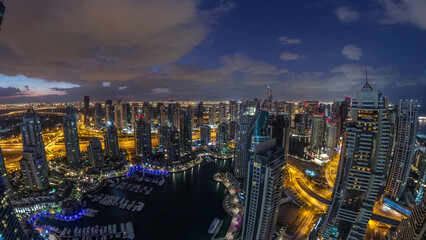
[250,110,270,151]
[270,114,290,159]
[311,114,325,150]
[385,100,420,200]
[197,102,204,127]
[167,129,180,167]
[267,85,273,103]
[317,81,391,239]
[88,137,104,168]
[219,102,227,123]
[325,121,338,154]
[200,125,211,146]
[94,102,103,128]
[209,106,216,125]
[229,100,238,122]
[0,145,11,190]
[84,96,90,126]
[234,115,253,179]
[134,117,152,162]
[20,108,49,190]
[241,139,286,240]
[216,122,228,152]
[0,180,29,240]
[104,124,120,160]
[179,110,192,153]
[63,107,81,167]
[105,99,114,124]
[395,192,426,240]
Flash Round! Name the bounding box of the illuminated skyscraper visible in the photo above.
[219,102,227,123]
[20,108,49,190]
[209,106,216,125]
[94,102,103,128]
[105,99,114,124]
[63,107,81,168]
[167,129,180,166]
[88,137,104,168]
[267,85,272,103]
[241,139,286,240]
[385,100,420,200]
[197,102,204,127]
[317,81,391,239]
[200,125,211,145]
[134,117,152,162]
[395,192,426,240]
[229,100,238,122]
[0,180,28,240]
[270,114,290,159]
[104,124,120,160]
[216,123,228,152]
[179,110,192,152]
[311,114,325,150]
[0,146,11,190]
[325,121,338,154]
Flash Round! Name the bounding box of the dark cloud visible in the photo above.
[0,87,22,98]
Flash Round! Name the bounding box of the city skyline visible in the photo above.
[0,1,425,109]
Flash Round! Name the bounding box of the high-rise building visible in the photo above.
[63,107,81,168]
[267,85,273,103]
[229,100,239,122]
[270,114,290,159]
[250,110,270,151]
[20,108,49,190]
[94,102,103,128]
[209,106,216,126]
[216,123,228,151]
[179,110,192,153]
[84,96,90,126]
[167,129,180,167]
[113,102,128,131]
[311,114,325,150]
[159,104,167,127]
[0,146,11,190]
[197,102,204,127]
[134,117,152,162]
[219,102,227,123]
[130,103,139,130]
[325,121,338,154]
[200,125,211,145]
[241,139,286,240]
[104,124,120,160]
[105,99,114,124]
[88,138,104,168]
[159,126,170,149]
[20,145,50,190]
[234,115,253,179]
[395,192,426,240]
[0,180,29,240]
[415,150,426,202]
[385,100,420,200]
[317,81,391,239]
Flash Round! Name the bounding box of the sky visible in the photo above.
[0,0,425,108]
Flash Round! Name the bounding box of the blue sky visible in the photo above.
[0,0,425,110]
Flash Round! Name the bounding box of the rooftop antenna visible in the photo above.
[365,65,368,84]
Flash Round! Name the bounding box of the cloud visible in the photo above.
[0,0,233,84]
[151,88,172,94]
[0,87,23,99]
[378,0,426,30]
[342,44,363,60]
[278,36,302,45]
[279,51,304,61]
[335,6,360,23]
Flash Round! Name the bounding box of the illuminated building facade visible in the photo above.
[311,114,325,150]
[241,139,286,240]
[396,192,426,240]
[0,146,11,190]
[134,117,152,162]
[385,100,420,200]
[200,125,211,146]
[104,124,120,160]
[63,107,81,167]
[88,137,104,168]
[318,81,391,239]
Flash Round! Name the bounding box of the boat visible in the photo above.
[126,222,135,239]
[158,179,165,186]
[208,218,223,234]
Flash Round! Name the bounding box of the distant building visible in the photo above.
[63,107,81,167]
[311,114,325,150]
[385,100,420,200]
[234,115,253,179]
[0,180,29,240]
[167,129,180,166]
[219,102,227,123]
[209,106,216,126]
[179,110,192,153]
[200,125,211,146]
[84,96,90,126]
[197,102,204,127]
[325,121,338,154]
[88,138,104,168]
[0,145,11,190]
[216,123,228,151]
[20,108,49,190]
[317,80,392,239]
[229,100,238,122]
[241,139,286,240]
[105,99,114,124]
[104,124,120,160]
[94,103,103,128]
[270,114,290,159]
[134,117,152,162]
